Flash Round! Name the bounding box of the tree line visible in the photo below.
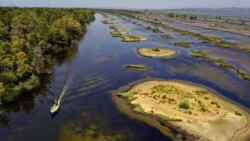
[0,7,95,103]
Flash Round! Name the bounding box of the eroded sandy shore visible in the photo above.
[137,48,177,58]
[113,79,250,141]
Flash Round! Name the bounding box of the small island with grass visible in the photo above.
[110,31,126,37]
[174,42,193,48]
[161,34,173,39]
[121,36,148,42]
[113,79,250,141]
[124,64,148,70]
[137,48,177,58]
[145,26,163,33]
[191,50,250,81]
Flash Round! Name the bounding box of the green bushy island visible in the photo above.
[0,7,95,103]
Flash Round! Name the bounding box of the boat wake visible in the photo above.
[49,65,123,114]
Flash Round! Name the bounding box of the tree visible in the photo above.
[32,47,45,74]
[15,51,31,78]
[0,7,95,103]
[19,74,39,90]
[0,82,5,95]
[168,13,174,18]
[0,20,9,40]
[0,82,5,104]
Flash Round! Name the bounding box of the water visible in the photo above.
[0,13,249,141]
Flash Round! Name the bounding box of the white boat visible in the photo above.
[50,75,72,114]
[50,101,60,114]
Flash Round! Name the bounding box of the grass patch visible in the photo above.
[145,26,163,33]
[124,64,148,70]
[191,50,250,81]
[110,31,124,37]
[132,104,144,113]
[117,91,137,101]
[191,50,209,59]
[236,69,250,81]
[195,89,208,95]
[179,99,190,109]
[210,101,217,105]
[157,114,173,121]
[153,84,176,94]
[161,34,172,39]
[121,36,147,42]
[174,42,193,48]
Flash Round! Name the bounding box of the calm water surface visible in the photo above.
[0,13,249,141]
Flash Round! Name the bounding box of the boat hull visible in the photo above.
[50,104,59,114]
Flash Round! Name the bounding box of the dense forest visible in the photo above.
[0,7,95,103]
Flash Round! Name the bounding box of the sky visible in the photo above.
[0,0,250,9]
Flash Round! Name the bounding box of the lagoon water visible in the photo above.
[0,13,249,141]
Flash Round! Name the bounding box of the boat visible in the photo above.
[50,101,60,114]
[50,75,72,114]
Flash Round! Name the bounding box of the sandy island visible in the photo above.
[137,48,177,58]
[113,79,250,141]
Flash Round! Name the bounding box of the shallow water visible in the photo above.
[0,13,249,141]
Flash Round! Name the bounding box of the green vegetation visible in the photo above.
[124,64,148,70]
[174,42,193,48]
[132,104,144,113]
[157,114,173,121]
[191,50,250,81]
[121,13,250,53]
[210,101,220,108]
[109,25,116,29]
[195,89,208,95]
[161,34,172,39]
[151,48,160,52]
[235,111,242,116]
[153,85,177,94]
[110,31,124,37]
[117,91,137,101]
[179,99,190,109]
[145,26,163,33]
[121,36,147,42]
[191,50,209,59]
[0,7,94,102]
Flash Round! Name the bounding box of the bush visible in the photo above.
[132,104,144,113]
[117,91,137,101]
[179,99,190,109]
[235,111,242,116]
[152,48,160,52]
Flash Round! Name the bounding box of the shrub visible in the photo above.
[132,104,144,113]
[179,99,190,109]
[235,111,242,116]
[152,48,160,52]
[157,114,173,121]
[117,91,137,101]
